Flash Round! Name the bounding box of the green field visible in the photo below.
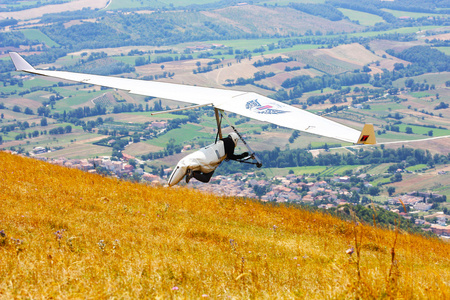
[377,131,432,141]
[366,163,392,175]
[382,9,448,19]
[319,165,364,176]
[398,124,450,137]
[338,8,385,26]
[410,91,435,98]
[261,164,365,177]
[146,123,211,147]
[22,78,55,89]
[106,0,163,10]
[0,78,56,95]
[262,165,327,177]
[54,55,82,67]
[371,176,391,186]
[368,102,405,113]
[433,184,450,198]
[53,90,106,112]
[2,0,46,9]
[393,72,450,88]
[406,164,428,172]
[20,29,59,48]
[436,47,450,55]
[113,55,149,65]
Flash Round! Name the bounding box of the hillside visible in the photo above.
[1,151,449,298]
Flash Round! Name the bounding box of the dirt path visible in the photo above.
[0,0,110,21]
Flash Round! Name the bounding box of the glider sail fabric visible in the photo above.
[10,52,373,144]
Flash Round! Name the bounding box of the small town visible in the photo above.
[16,146,450,239]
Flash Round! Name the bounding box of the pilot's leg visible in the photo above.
[192,170,214,183]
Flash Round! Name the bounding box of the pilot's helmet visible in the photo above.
[228,132,239,146]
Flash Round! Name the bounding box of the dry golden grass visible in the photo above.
[1,151,449,298]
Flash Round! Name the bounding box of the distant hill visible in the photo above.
[1,151,449,298]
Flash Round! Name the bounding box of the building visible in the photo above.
[430,225,450,236]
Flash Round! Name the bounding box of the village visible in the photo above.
[22,146,450,239]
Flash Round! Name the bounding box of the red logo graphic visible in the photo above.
[360,135,369,142]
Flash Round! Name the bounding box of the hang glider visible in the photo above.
[9,52,376,145]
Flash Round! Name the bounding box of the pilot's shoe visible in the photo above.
[185,169,193,183]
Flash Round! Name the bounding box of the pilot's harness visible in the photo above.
[215,111,262,168]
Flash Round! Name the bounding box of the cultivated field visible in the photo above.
[0,0,110,20]
[202,5,362,36]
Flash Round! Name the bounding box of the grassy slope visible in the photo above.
[338,8,385,26]
[0,151,449,298]
[20,29,60,48]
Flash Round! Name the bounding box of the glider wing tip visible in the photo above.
[9,52,35,72]
[356,123,376,145]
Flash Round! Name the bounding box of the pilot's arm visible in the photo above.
[222,137,248,160]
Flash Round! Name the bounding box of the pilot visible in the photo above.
[167,132,248,186]
[185,132,248,183]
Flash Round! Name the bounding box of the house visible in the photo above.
[413,202,432,212]
[143,174,159,182]
[339,176,350,183]
[389,195,422,206]
[182,145,192,152]
[430,225,450,236]
[437,216,447,226]
[33,147,46,154]
[80,162,93,171]
[302,194,314,203]
[122,153,136,161]
[316,181,328,187]
[123,164,134,172]
[150,121,168,130]
[111,161,123,172]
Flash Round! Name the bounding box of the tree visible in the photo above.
[362,65,371,72]
[434,102,449,110]
[12,105,21,112]
[391,173,402,182]
[135,57,146,66]
[40,118,48,127]
[387,186,396,197]
[129,159,137,168]
[24,107,34,115]
[368,186,380,196]
[405,127,413,134]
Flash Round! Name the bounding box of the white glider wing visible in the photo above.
[10,52,375,144]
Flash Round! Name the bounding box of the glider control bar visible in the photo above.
[151,103,213,115]
[221,112,263,168]
[214,108,223,140]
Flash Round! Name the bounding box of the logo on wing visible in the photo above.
[245,99,289,115]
